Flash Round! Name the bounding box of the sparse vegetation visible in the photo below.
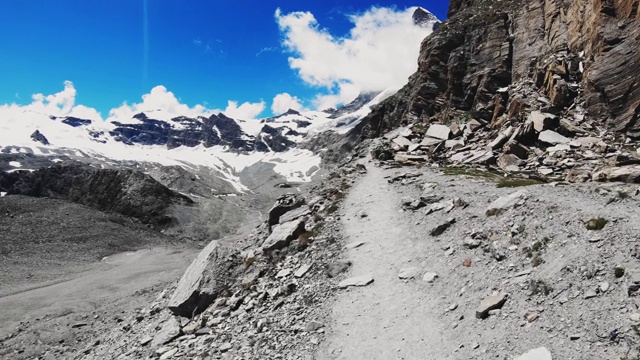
[586,217,608,231]
[529,279,553,296]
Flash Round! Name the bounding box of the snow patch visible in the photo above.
[0,192,6,197]
[8,161,22,167]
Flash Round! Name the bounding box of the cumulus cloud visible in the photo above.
[275,6,436,109]
[107,85,265,121]
[0,82,265,126]
[0,81,103,121]
[271,92,304,114]
[223,100,266,120]
[107,85,208,122]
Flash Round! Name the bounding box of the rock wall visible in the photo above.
[357,0,640,139]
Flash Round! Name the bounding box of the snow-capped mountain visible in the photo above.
[0,90,398,193]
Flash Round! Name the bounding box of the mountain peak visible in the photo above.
[412,7,440,30]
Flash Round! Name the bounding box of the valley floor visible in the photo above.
[0,246,197,359]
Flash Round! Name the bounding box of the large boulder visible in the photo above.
[262,219,306,252]
[268,194,305,227]
[167,240,220,317]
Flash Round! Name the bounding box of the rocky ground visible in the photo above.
[7,146,638,359]
[320,156,640,360]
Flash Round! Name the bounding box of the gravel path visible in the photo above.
[319,163,453,359]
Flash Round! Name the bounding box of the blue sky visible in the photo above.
[0,1,449,119]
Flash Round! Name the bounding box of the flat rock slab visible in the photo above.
[426,124,451,140]
[392,136,413,149]
[476,293,507,319]
[294,264,312,278]
[515,347,552,360]
[486,190,527,216]
[151,316,181,348]
[279,205,311,224]
[338,275,374,289]
[262,219,306,251]
[539,130,570,145]
[168,240,219,317]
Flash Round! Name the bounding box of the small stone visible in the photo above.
[399,267,420,280]
[151,317,182,347]
[219,342,232,352]
[140,336,153,346]
[430,218,456,236]
[569,334,582,340]
[514,347,552,360]
[615,267,625,278]
[305,321,324,332]
[422,272,438,283]
[159,348,178,360]
[338,275,374,289]
[629,313,640,322]
[525,312,540,323]
[584,289,598,299]
[463,237,481,249]
[346,241,367,249]
[276,268,292,278]
[599,282,610,293]
[486,191,527,216]
[476,293,507,319]
[463,258,472,267]
[294,264,312,278]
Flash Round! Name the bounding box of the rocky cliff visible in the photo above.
[358,0,640,139]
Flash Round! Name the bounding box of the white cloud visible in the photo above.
[271,92,304,114]
[107,85,210,122]
[107,85,265,122]
[0,81,103,121]
[1,82,266,127]
[223,100,266,120]
[275,6,437,110]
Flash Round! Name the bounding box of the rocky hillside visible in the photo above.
[0,164,193,226]
[352,0,640,182]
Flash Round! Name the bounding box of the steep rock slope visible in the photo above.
[358,0,640,139]
[0,164,193,226]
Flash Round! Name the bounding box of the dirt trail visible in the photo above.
[319,163,454,360]
[318,156,640,359]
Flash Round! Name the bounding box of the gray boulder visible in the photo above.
[262,219,306,251]
[268,194,305,227]
[168,240,220,317]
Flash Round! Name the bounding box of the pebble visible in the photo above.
[584,289,597,299]
[422,272,439,283]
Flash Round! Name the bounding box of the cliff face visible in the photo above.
[359,0,640,139]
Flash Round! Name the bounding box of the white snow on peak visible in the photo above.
[0,86,400,193]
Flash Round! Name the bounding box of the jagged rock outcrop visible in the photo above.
[109,112,300,152]
[356,0,640,139]
[30,130,50,145]
[0,164,193,225]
